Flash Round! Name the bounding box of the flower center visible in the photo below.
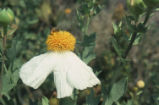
[46,30,76,52]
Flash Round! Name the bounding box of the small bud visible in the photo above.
[127,0,147,17]
[65,8,72,14]
[0,8,14,25]
[137,80,145,88]
[133,86,138,92]
[112,3,125,21]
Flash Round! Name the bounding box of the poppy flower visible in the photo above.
[19,30,100,98]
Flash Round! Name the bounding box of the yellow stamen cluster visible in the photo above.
[46,30,76,52]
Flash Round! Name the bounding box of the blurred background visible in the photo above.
[0,0,159,105]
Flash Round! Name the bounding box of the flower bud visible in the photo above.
[127,0,147,17]
[137,80,145,88]
[65,8,72,14]
[143,0,159,9]
[133,86,138,92]
[0,8,14,25]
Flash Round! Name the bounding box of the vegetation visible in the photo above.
[0,0,159,105]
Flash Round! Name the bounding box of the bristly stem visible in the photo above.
[123,11,151,59]
[0,25,8,97]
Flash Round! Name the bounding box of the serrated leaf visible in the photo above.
[42,96,49,105]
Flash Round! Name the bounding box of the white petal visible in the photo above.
[54,72,73,98]
[66,52,101,90]
[20,51,100,99]
[19,52,56,89]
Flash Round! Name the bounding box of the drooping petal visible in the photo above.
[66,52,100,90]
[54,72,73,98]
[19,52,56,89]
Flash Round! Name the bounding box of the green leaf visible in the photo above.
[104,78,128,105]
[79,33,96,64]
[1,71,13,100]
[7,38,22,63]
[12,69,19,84]
[112,23,119,34]
[26,17,39,25]
[136,90,143,96]
[133,34,142,45]
[7,40,16,62]
[59,97,75,105]
[110,78,128,102]
[82,33,96,46]
[86,89,100,105]
[104,97,113,105]
[115,101,121,105]
[126,100,133,105]
[111,37,122,57]
[81,46,96,64]
[1,69,19,100]
[42,96,49,105]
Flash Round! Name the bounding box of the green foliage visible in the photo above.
[104,78,128,105]
[111,37,122,57]
[0,0,159,105]
[1,69,19,99]
[143,0,159,8]
[127,0,147,17]
[42,97,49,105]
[110,78,128,102]
[86,89,100,105]
[59,97,75,105]
[80,33,96,64]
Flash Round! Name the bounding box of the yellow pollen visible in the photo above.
[46,30,76,52]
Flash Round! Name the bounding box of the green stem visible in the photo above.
[123,11,151,59]
[123,32,137,59]
[0,25,8,97]
[143,10,151,25]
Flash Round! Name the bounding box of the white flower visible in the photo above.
[19,51,100,98]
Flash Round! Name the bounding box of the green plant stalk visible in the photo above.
[143,10,151,25]
[80,16,91,58]
[0,25,8,97]
[123,31,137,58]
[83,16,91,35]
[123,11,151,58]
